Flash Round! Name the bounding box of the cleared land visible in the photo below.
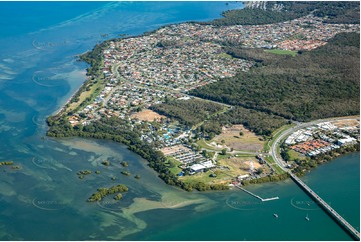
[212,125,264,152]
[197,139,222,151]
[131,109,166,122]
[218,156,263,177]
[179,156,267,186]
[180,170,232,185]
[332,119,360,128]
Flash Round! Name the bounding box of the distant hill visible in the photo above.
[207,1,360,26]
[276,1,360,24]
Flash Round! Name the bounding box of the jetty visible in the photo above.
[235,184,279,202]
[289,172,360,240]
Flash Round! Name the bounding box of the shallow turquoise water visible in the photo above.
[126,153,360,241]
[0,2,359,240]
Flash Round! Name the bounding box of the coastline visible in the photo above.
[0,2,359,240]
[46,4,360,192]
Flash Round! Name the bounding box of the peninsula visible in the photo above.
[47,1,360,192]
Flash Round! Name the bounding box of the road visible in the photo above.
[112,63,232,108]
[270,116,360,240]
[270,116,359,171]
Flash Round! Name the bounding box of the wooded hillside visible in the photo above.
[190,32,360,122]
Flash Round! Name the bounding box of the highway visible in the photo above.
[270,116,359,171]
[270,116,360,240]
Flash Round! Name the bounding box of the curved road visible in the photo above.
[270,116,359,171]
[270,116,360,240]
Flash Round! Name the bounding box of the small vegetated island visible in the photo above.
[47,1,360,192]
[0,161,21,170]
[87,184,128,202]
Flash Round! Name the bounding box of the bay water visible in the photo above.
[0,2,359,240]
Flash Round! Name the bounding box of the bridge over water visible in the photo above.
[289,172,360,241]
[269,117,360,240]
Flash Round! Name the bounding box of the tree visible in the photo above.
[281,150,291,161]
[239,131,244,136]
[168,160,176,168]
[114,193,123,200]
[221,148,227,155]
[74,124,83,131]
[256,168,263,175]
[202,150,207,157]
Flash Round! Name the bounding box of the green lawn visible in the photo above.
[166,157,182,175]
[287,149,306,161]
[265,49,298,57]
[217,52,233,59]
[264,155,285,174]
[66,79,106,113]
[197,139,222,151]
[169,166,182,176]
[235,154,256,158]
[180,170,231,185]
[217,153,232,161]
[263,123,295,152]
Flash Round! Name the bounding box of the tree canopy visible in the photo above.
[190,32,360,122]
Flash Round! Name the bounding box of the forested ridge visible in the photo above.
[150,99,224,127]
[207,1,359,26]
[280,1,360,24]
[190,32,360,122]
[208,8,299,26]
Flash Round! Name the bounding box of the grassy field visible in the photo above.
[217,153,232,161]
[197,139,222,151]
[180,156,264,185]
[265,49,298,57]
[212,124,264,152]
[218,156,261,177]
[66,80,105,113]
[217,52,233,59]
[180,170,232,185]
[235,153,257,158]
[287,149,307,161]
[263,123,295,152]
[264,155,285,174]
[166,157,182,176]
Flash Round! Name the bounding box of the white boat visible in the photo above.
[305,214,310,221]
[273,213,278,218]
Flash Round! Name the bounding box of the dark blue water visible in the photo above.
[0,2,359,241]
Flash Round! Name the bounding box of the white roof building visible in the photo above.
[238,174,250,180]
[189,160,215,173]
[337,137,357,146]
[190,164,205,172]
